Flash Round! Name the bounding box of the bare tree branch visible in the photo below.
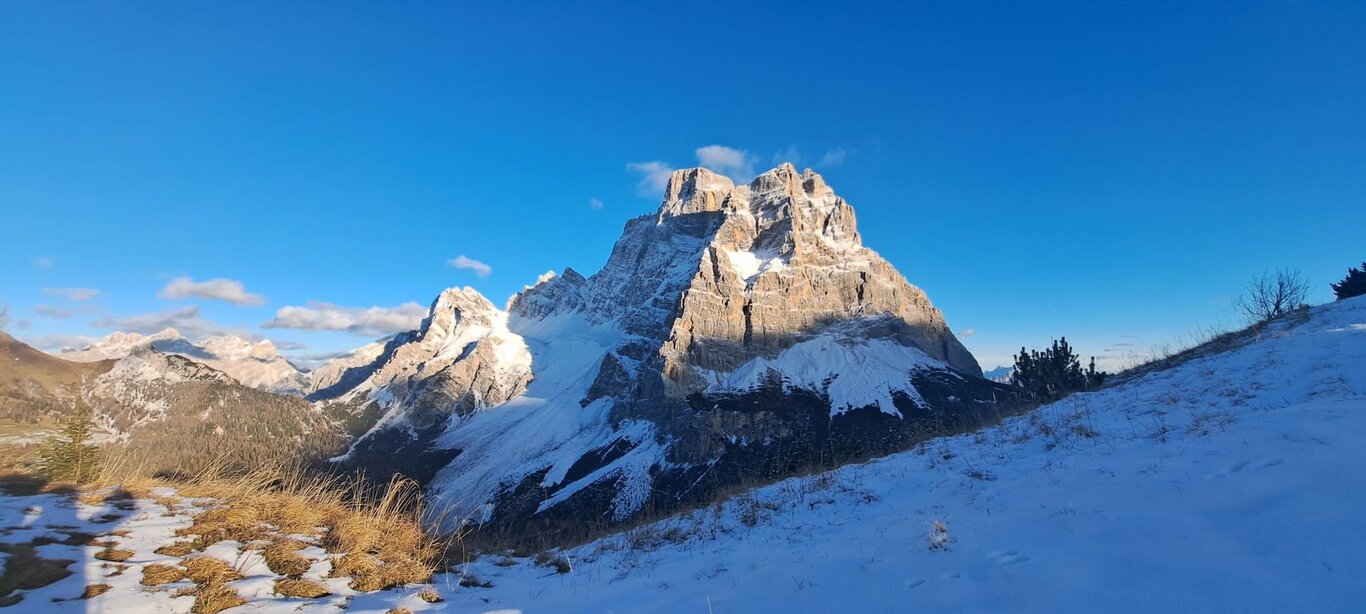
[1233,269,1310,323]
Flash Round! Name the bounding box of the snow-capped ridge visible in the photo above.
[59,328,308,395]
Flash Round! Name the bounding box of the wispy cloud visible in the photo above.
[42,287,100,301]
[957,328,977,338]
[263,301,427,337]
[449,255,493,278]
[33,257,54,269]
[24,333,97,352]
[771,145,803,166]
[694,145,756,180]
[770,145,850,169]
[33,304,100,319]
[817,147,849,167]
[589,197,604,210]
[92,305,248,339]
[626,161,675,196]
[158,276,266,306]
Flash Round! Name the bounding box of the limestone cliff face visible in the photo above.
[658,164,980,393]
[329,288,533,429]
[513,163,979,400]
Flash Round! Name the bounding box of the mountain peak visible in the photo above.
[659,167,734,218]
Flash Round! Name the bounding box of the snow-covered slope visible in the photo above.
[60,329,308,395]
[7,296,1359,613]
[437,296,1366,612]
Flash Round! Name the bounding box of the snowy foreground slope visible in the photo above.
[443,297,1366,613]
[2,297,1362,612]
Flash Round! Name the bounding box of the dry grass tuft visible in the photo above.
[385,609,414,614]
[532,551,572,574]
[5,455,455,603]
[94,546,135,562]
[274,578,331,598]
[318,476,443,592]
[155,541,195,557]
[141,563,186,586]
[417,587,443,602]
[176,582,246,614]
[177,506,267,548]
[263,540,312,577]
[80,583,112,599]
[181,557,243,585]
[928,519,953,551]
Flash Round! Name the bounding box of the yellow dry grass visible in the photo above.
[417,587,442,602]
[154,542,195,557]
[140,563,185,586]
[181,557,243,585]
[274,578,331,598]
[263,540,312,577]
[80,583,112,599]
[7,453,455,597]
[93,546,134,562]
[176,582,246,614]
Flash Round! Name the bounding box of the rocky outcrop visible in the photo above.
[321,288,534,458]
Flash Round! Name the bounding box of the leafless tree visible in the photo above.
[0,304,8,331]
[1233,269,1310,323]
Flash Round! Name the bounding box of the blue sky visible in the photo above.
[1,1,1363,370]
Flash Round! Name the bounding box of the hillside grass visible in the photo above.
[0,448,459,604]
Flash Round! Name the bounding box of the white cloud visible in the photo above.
[957,328,977,338]
[263,301,428,337]
[626,161,676,196]
[92,305,248,340]
[158,276,266,306]
[33,304,100,319]
[449,255,493,278]
[33,257,54,269]
[628,146,762,198]
[695,145,756,180]
[589,197,604,210]
[817,147,848,167]
[24,333,97,352]
[42,287,100,301]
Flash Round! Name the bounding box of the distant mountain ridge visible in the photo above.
[3,333,347,472]
[60,328,309,395]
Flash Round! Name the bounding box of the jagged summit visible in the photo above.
[512,163,978,382]
[321,164,994,535]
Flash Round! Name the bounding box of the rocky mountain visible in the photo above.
[3,333,348,473]
[984,365,1015,383]
[322,164,1006,541]
[60,329,309,395]
[1,331,111,431]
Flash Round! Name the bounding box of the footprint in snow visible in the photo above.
[1208,458,1282,479]
[987,550,1031,566]
[905,579,925,589]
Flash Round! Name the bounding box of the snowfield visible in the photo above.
[445,296,1366,613]
[2,297,1362,612]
